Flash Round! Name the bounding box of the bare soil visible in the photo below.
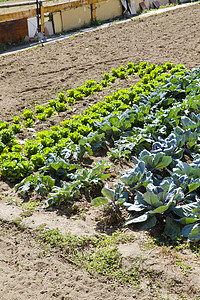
[0,3,200,299]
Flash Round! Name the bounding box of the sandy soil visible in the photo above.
[0,218,200,300]
[0,3,200,299]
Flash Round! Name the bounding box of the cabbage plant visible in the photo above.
[92,183,128,213]
[124,184,184,232]
[119,161,153,191]
[173,201,200,241]
[134,150,172,172]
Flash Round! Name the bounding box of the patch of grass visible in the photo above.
[21,200,41,211]
[37,226,139,285]
[20,210,33,218]
[87,246,121,275]
[38,227,134,249]
[86,246,139,284]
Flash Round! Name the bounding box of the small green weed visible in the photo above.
[13,217,22,225]
[20,210,33,218]
[176,260,193,276]
[87,246,122,275]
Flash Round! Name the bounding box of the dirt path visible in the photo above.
[0,3,200,299]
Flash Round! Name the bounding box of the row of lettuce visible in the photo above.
[1,61,200,241]
[2,62,152,130]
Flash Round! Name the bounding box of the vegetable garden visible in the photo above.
[1,4,200,299]
[1,61,200,241]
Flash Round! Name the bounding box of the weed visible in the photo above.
[87,246,122,275]
[20,210,33,218]
[36,223,47,231]
[13,217,22,225]
[176,260,193,276]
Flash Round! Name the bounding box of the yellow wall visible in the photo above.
[52,0,170,35]
[95,0,123,21]
[61,5,91,31]
[52,12,62,34]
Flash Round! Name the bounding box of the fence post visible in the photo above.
[91,3,96,21]
[40,2,44,32]
[36,0,40,31]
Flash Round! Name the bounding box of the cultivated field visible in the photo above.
[0,3,200,300]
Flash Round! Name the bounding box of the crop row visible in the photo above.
[1,62,180,131]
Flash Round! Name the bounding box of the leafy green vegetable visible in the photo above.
[108,148,131,162]
[0,121,9,130]
[92,182,128,213]
[30,153,46,169]
[124,184,183,230]
[135,150,172,171]
[23,118,34,128]
[120,162,153,191]
[22,109,34,119]
[11,124,22,134]
[40,153,80,181]
[0,129,15,147]
[56,102,66,112]
[1,153,34,182]
[13,116,20,124]
[15,174,55,198]
[44,181,81,207]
